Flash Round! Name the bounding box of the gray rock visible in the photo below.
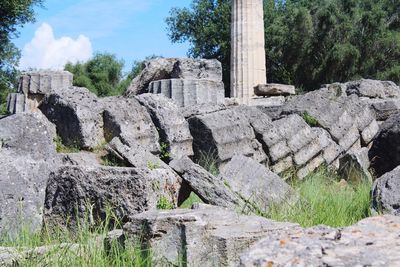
[105,137,168,169]
[148,79,225,107]
[372,166,400,216]
[181,102,236,119]
[125,58,223,96]
[338,147,372,183]
[18,71,73,95]
[345,79,400,98]
[188,107,267,168]
[100,96,160,154]
[39,87,104,150]
[370,99,400,121]
[0,113,58,236]
[169,157,238,209]
[369,112,400,177]
[240,215,400,266]
[43,166,182,230]
[59,152,101,167]
[6,93,25,114]
[123,204,298,267]
[136,94,193,160]
[282,88,377,147]
[248,96,286,107]
[171,58,223,82]
[219,156,296,212]
[254,83,295,96]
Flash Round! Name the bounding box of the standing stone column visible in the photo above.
[231,0,266,104]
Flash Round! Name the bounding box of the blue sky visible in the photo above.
[15,0,192,71]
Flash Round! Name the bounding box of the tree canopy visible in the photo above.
[166,0,400,92]
[0,0,43,113]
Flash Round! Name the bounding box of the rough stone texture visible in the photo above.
[171,58,223,82]
[187,107,267,168]
[44,166,182,229]
[59,152,101,167]
[125,58,223,96]
[124,204,297,267]
[345,79,400,98]
[254,84,295,96]
[372,166,400,216]
[148,79,225,107]
[169,157,238,209]
[181,102,236,119]
[231,0,266,104]
[369,99,400,121]
[100,96,160,154]
[0,113,58,236]
[240,215,400,267]
[248,96,286,107]
[18,71,73,95]
[282,88,378,147]
[105,137,168,169]
[338,147,372,183]
[219,156,296,212]
[369,112,400,177]
[136,94,193,160]
[6,93,25,114]
[39,87,104,150]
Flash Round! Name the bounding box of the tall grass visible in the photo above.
[0,208,151,267]
[265,168,372,228]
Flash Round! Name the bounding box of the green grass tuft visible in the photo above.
[53,135,81,153]
[196,150,219,176]
[265,168,372,228]
[302,111,320,127]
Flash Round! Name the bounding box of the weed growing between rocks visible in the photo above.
[302,111,320,127]
[179,192,203,209]
[265,168,372,228]
[195,150,219,176]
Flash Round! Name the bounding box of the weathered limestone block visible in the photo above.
[170,157,238,209]
[148,79,225,107]
[44,166,182,230]
[283,89,377,147]
[187,107,267,168]
[124,204,298,267]
[105,137,168,169]
[219,156,296,212]
[6,93,25,114]
[59,152,101,167]
[248,96,286,107]
[369,99,400,121]
[18,71,73,95]
[240,215,400,266]
[100,96,160,154]
[136,94,193,160]
[372,166,400,216]
[345,79,400,98]
[369,112,400,177]
[39,87,104,149]
[254,84,295,96]
[125,58,223,96]
[171,58,223,81]
[0,113,58,236]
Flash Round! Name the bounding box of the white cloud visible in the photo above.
[19,23,93,70]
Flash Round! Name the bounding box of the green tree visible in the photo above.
[0,0,43,114]
[166,0,400,92]
[65,53,126,97]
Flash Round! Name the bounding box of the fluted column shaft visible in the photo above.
[230,0,266,104]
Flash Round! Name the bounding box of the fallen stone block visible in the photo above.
[254,83,295,96]
[43,166,182,230]
[123,204,298,267]
[372,166,400,216]
[345,79,400,98]
[136,94,193,160]
[101,96,160,154]
[170,157,238,209]
[219,156,296,212]
[39,87,104,150]
[338,147,372,183]
[240,215,400,266]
